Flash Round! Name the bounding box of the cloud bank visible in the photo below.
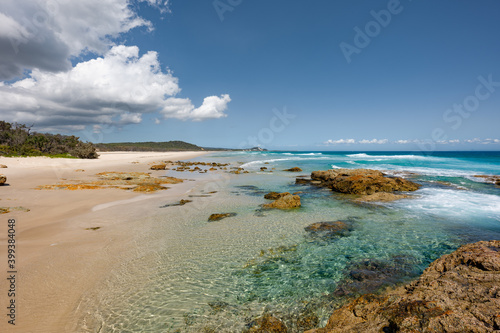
[0,0,230,131]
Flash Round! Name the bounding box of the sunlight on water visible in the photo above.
[79,151,500,332]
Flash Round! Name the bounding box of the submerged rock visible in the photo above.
[0,174,6,185]
[246,314,288,333]
[304,221,351,240]
[284,167,303,172]
[264,191,290,200]
[306,240,500,333]
[263,193,301,209]
[208,213,237,222]
[310,169,421,195]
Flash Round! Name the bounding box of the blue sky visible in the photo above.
[1,0,499,151]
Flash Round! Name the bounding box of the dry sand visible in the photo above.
[0,151,209,333]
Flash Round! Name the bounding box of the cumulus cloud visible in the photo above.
[324,138,388,145]
[0,46,231,130]
[0,0,155,80]
[324,139,356,145]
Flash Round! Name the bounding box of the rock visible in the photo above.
[0,174,6,185]
[284,167,303,172]
[473,175,500,186]
[310,169,421,195]
[0,164,7,168]
[355,192,412,202]
[263,194,301,209]
[208,213,237,222]
[150,163,167,170]
[246,314,288,333]
[304,221,351,240]
[264,191,290,200]
[179,199,192,205]
[260,167,268,171]
[296,176,312,185]
[306,240,500,333]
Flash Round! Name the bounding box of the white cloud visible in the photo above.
[324,139,356,145]
[359,139,388,144]
[0,46,231,130]
[0,0,153,80]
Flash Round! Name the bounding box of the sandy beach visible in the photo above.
[0,151,209,333]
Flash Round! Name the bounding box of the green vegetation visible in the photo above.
[0,121,98,159]
[95,141,204,152]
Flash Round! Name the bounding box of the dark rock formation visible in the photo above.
[304,221,351,240]
[263,193,301,209]
[208,213,237,222]
[284,167,303,172]
[306,240,500,333]
[0,174,6,185]
[310,169,421,195]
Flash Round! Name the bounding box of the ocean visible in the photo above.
[80,151,500,332]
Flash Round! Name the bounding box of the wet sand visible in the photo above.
[0,151,209,333]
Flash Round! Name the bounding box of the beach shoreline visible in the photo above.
[0,151,210,333]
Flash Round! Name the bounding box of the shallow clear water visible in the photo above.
[80,151,500,332]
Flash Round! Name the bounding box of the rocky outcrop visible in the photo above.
[355,192,412,202]
[284,167,303,172]
[307,240,500,333]
[208,213,237,222]
[263,193,301,209]
[310,169,421,195]
[473,175,500,186]
[304,221,351,240]
[0,174,6,185]
[0,164,7,168]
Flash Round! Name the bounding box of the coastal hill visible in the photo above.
[96,141,268,152]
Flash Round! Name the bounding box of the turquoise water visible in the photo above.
[81,151,500,332]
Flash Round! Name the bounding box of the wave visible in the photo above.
[345,153,437,161]
[283,152,322,156]
[391,188,500,221]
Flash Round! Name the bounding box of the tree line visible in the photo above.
[0,121,98,159]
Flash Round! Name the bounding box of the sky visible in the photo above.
[0,0,499,151]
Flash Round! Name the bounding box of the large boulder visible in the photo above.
[306,240,500,333]
[0,174,6,185]
[310,169,421,195]
[263,193,301,209]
